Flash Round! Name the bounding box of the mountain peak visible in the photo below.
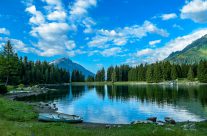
[50,58,95,77]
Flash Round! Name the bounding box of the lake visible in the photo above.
[23,84,207,124]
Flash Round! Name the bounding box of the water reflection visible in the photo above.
[23,84,207,124]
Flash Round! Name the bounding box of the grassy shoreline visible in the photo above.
[0,96,207,136]
[69,81,207,86]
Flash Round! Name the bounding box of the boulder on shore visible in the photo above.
[147,117,157,122]
[164,117,176,124]
[131,120,153,125]
[156,120,165,126]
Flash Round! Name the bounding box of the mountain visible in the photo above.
[50,58,95,77]
[165,34,207,64]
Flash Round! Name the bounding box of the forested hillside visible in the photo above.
[165,34,207,64]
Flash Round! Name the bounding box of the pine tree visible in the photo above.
[0,41,19,85]
[187,67,194,81]
[86,76,95,82]
[162,61,171,80]
[107,66,114,81]
[171,65,178,80]
[138,64,146,81]
[146,65,153,83]
[95,68,105,82]
[111,69,117,83]
[197,61,207,83]
[153,62,162,83]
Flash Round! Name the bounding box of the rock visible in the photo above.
[182,123,196,131]
[45,103,49,106]
[147,117,157,122]
[131,121,138,124]
[144,120,154,124]
[164,117,176,124]
[131,120,153,125]
[156,121,165,126]
[105,125,111,129]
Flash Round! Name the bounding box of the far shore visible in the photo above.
[39,81,207,86]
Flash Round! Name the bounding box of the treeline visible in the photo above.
[94,61,207,83]
[0,41,70,85]
[1,41,207,84]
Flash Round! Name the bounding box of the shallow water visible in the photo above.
[25,84,207,124]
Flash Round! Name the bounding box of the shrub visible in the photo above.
[18,84,25,89]
[6,85,15,91]
[0,85,8,94]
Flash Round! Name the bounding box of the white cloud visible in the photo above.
[25,1,82,57]
[88,21,169,48]
[173,24,184,30]
[43,0,67,22]
[181,0,207,23]
[161,13,177,20]
[136,48,153,57]
[70,0,97,19]
[47,10,66,21]
[30,22,70,41]
[88,50,99,56]
[82,17,96,33]
[101,47,122,57]
[0,37,30,53]
[69,0,97,32]
[26,5,45,25]
[30,22,76,56]
[149,40,161,46]
[65,40,76,50]
[0,28,10,35]
[134,28,207,63]
[42,0,61,6]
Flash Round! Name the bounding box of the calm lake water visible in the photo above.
[23,84,207,124]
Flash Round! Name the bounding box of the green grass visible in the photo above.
[0,97,37,121]
[0,96,207,136]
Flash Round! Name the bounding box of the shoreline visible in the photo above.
[39,81,207,86]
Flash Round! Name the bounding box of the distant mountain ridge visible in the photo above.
[165,34,207,64]
[50,58,95,77]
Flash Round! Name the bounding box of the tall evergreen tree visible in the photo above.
[153,62,163,83]
[146,65,153,83]
[197,61,207,83]
[162,61,171,81]
[111,69,117,83]
[95,68,105,82]
[0,41,19,85]
[187,67,194,81]
[171,65,178,80]
[86,76,95,82]
[107,66,114,81]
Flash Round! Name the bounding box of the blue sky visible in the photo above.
[0,0,207,72]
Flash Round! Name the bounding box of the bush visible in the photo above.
[0,85,8,94]
[18,84,25,89]
[6,85,15,91]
